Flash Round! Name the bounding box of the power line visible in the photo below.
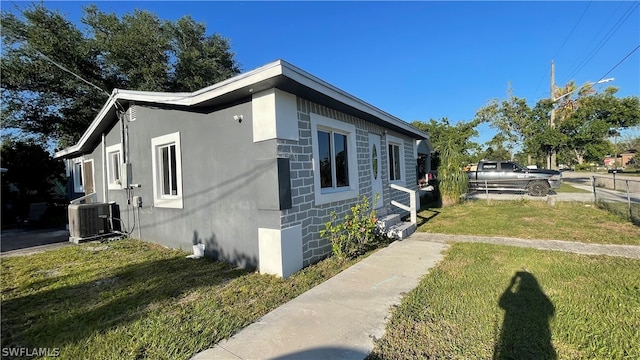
[529,2,592,100]
[563,1,639,83]
[3,26,111,97]
[35,51,111,97]
[552,1,592,60]
[595,44,640,83]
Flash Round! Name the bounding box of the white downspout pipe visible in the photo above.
[102,133,108,203]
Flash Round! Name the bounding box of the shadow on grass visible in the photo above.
[494,271,556,360]
[1,253,249,351]
[416,209,440,228]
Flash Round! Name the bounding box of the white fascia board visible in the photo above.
[279,60,429,139]
[56,59,428,159]
[54,92,119,159]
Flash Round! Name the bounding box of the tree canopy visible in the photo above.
[473,83,640,167]
[1,4,240,147]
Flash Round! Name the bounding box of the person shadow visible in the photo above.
[494,271,557,360]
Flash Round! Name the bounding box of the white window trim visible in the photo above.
[310,113,359,205]
[151,132,184,209]
[106,143,123,190]
[72,159,83,193]
[387,134,406,185]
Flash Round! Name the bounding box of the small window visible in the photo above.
[73,160,83,193]
[389,143,401,181]
[159,143,178,196]
[386,135,405,183]
[106,144,122,190]
[151,132,183,208]
[310,113,359,205]
[318,130,350,189]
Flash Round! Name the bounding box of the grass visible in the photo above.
[596,201,640,226]
[1,239,358,359]
[368,243,640,360]
[555,182,590,193]
[418,200,640,245]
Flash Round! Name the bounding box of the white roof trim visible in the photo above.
[55,59,427,159]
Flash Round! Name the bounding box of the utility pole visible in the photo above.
[548,60,557,170]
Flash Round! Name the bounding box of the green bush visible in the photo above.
[320,195,389,259]
[437,141,468,206]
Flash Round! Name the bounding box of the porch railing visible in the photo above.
[389,183,419,224]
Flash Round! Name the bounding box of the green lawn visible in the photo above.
[1,239,357,360]
[555,182,590,193]
[418,200,640,245]
[369,243,640,360]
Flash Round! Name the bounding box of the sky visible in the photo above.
[5,1,640,145]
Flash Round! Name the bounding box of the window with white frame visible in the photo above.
[387,135,405,183]
[73,160,83,193]
[151,132,183,208]
[310,113,359,205]
[106,144,122,189]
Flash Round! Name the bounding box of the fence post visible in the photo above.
[485,179,489,203]
[626,180,631,219]
[613,172,616,191]
[592,176,597,203]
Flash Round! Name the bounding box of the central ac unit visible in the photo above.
[68,203,111,242]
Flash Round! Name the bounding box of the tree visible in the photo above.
[556,86,640,165]
[474,84,533,162]
[1,4,240,147]
[480,133,512,161]
[0,138,64,200]
[411,117,483,165]
[412,118,481,206]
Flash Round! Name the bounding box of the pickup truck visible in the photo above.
[467,161,562,196]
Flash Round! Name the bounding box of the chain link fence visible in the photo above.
[591,175,640,225]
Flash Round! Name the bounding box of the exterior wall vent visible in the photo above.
[68,203,112,243]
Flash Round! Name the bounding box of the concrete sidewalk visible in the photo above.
[192,240,448,360]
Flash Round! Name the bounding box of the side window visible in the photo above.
[151,132,183,208]
[482,163,498,171]
[386,135,405,183]
[73,160,83,193]
[106,144,122,189]
[310,113,359,205]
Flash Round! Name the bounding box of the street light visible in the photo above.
[553,77,615,102]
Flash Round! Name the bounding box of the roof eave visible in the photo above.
[55,59,428,159]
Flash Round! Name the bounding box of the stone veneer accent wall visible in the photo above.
[278,97,417,266]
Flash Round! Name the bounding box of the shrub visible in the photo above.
[320,195,388,259]
[437,140,468,206]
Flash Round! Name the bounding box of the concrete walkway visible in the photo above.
[192,240,448,360]
[192,231,640,360]
[412,233,640,259]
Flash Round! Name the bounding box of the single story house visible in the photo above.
[604,149,637,168]
[55,59,431,277]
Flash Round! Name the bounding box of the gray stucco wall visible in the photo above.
[78,91,418,270]
[279,98,417,266]
[99,101,278,268]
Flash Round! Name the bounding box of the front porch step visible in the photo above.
[387,221,417,240]
[376,214,400,230]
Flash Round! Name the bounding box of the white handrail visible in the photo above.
[389,184,419,224]
[70,192,97,205]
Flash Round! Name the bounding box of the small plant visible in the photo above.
[320,195,388,259]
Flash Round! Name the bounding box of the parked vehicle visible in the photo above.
[467,161,562,197]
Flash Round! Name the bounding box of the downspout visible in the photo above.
[102,133,108,202]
